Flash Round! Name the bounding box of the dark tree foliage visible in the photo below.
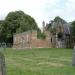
[1,10,39,44]
[54,16,67,23]
[0,20,4,42]
[71,21,75,41]
[37,28,46,39]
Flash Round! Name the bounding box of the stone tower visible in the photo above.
[42,21,45,32]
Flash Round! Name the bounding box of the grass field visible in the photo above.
[4,48,75,75]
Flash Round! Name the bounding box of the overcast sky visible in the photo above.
[0,0,75,28]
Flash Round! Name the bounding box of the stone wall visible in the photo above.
[13,30,52,49]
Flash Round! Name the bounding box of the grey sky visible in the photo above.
[0,0,75,28]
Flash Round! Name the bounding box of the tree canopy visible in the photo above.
[71,21,75,41]
[1,10,39,43]
[54,16,67,23]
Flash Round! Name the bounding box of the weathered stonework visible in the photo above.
[13,17,72,49]
[45,18,71,48]
[13,30,52,49]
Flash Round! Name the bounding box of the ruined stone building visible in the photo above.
[13,17,72,49]
[45,17,71,48]
[13,30,52,49]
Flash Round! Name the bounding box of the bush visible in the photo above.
[37,29,46,39]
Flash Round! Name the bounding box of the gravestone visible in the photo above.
[0,43,6,75]
[72,45,75,66]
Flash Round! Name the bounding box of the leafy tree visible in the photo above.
[0,20,4,42]
[54,16,67,23]
[71,21,75,41]
[49,27,56,35]
[1,10,39,43]
[37,28,46,39]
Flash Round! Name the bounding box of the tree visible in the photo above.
[71,21,75,41]
[37,28,46,39]
[49,27,56,35]
[1,10,39,43]
[54,16,67,23]
[0,20,4,42]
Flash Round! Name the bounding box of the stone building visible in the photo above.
[45,17,71,48]
[13,17,72,49]
[13,30,52,49]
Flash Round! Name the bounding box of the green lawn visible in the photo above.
[4,48,75,75]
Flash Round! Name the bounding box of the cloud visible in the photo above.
[0,0,75,28]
